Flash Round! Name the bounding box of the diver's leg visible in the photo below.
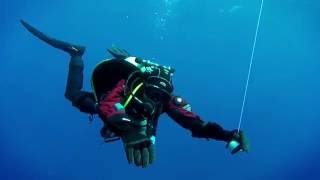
[63,46,98,114]
[21,20,97,114]
[65,55,98,114]
[65,55,85,102]
[20,20,85,99]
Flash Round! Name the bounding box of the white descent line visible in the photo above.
[238,0,264,132]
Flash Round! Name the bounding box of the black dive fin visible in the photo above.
[20,19,85,56]
[107,45,130,59]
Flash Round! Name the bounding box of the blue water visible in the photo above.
[1,0,320,179]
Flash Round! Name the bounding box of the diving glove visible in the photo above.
[122,130,156,168]
[108,115,155,168]
[227,130,250,154]
[107,45,130,59]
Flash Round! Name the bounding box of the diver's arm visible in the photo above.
[165,96,233,142]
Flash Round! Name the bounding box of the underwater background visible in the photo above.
[1,0,319,179]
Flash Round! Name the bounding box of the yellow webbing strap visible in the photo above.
[123,82,144,108]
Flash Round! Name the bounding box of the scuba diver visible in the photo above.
[20,20,250,168]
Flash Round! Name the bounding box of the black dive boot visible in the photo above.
[20,20,85,56]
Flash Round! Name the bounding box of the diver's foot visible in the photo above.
[65,44,85,57]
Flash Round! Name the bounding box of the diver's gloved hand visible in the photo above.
[107,45,130,59]
[226,130,250,154]
[106,114,156,168]
[121,125,156,168]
